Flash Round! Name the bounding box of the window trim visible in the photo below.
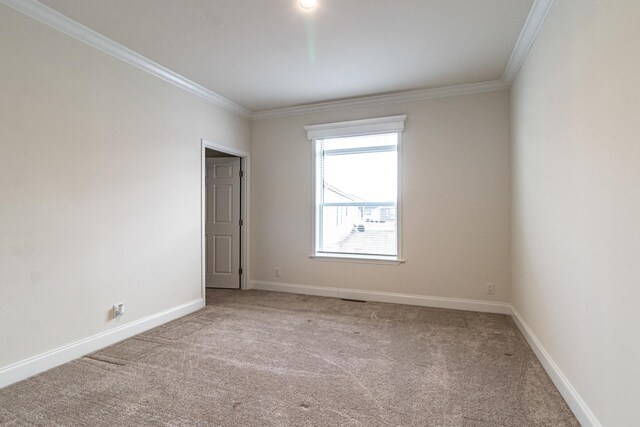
[306,116,406,264]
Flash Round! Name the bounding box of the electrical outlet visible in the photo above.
[486,283,496,295]
[113,303,125,318]
[275,268,281,278]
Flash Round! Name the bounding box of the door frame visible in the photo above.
[201,139,250,296]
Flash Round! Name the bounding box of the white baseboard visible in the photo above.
[249,280,600,426]
[0,298,205,389]
[0,286,600,427]
[510,306,601,427]
[248,280,511,314]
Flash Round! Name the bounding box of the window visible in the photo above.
[305,116,406,263]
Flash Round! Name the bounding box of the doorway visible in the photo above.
[201,140,249,292]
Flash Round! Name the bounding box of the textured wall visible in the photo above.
[0,5,250,368]
[511,1,640,425]
[251,90,511,302]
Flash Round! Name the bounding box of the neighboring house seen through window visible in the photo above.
[305,116,406,262]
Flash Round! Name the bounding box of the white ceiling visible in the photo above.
[38,0,534,112]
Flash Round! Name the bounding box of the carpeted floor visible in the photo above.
[0,289,578,426]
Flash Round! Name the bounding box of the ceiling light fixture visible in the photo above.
[299,0,318,11]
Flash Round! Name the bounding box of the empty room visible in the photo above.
[0,0,637,426]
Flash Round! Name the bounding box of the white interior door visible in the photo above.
[206,157,241,289]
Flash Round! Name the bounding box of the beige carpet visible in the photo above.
[0,289,578,426]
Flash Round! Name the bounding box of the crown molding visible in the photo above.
[502,0,556,85]
[2,0,554,121]
[251,0,556,120]
[0,0,252,118]
[251,79,508,120]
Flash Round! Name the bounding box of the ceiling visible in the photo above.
[38,0,534,112]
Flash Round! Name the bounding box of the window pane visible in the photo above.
[323,151,397,203]
[319,205,397,256]
[316,133,398,258]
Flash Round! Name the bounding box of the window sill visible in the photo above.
[310,254,405,265]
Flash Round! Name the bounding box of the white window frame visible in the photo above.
[306,115,406,265]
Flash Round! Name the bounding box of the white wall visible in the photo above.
[251,90,511,302]
[511,1,640,426]
[0,6,250,370]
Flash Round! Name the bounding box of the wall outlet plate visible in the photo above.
[486,283,496,295]
[113,303,124,318]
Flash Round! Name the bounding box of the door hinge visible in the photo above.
[239,170,244,178]
[239,219,243,226]
[239,268,243,275]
